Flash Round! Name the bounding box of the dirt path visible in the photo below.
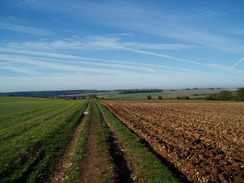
[49,105,89,183]
[74,102,114,183]
[48,102,144,183]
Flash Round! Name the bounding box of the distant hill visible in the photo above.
[0,88,237,99]
[119,89,163,94]
[0,90,119,98]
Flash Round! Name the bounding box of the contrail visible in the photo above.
[121,47,230,71]
[228,57,244,72]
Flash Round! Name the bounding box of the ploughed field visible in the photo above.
[101,100,244,183]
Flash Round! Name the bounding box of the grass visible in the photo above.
[97,101,180,183]
[0,97,88,183]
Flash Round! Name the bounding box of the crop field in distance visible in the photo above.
[102,100,244,183]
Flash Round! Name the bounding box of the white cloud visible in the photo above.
[1,35,240,74]
[0,52,193,76]
[0,22,53,35]
[7,0,244,52]
[190,7,224,17]
[0,54,132,75]
[7,36,192,51]
[0,66,39,75]
[5,35,242,72]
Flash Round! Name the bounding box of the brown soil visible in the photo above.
[74,105,114,183]
[49,106,89,183]
[102,100,244,183]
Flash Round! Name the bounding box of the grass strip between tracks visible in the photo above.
[97,101,180,183]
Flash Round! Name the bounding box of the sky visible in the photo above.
[0,0,244,92]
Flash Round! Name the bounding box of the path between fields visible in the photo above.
[49,105,89,183]
[49,102,139,183]
[74,103,113,183]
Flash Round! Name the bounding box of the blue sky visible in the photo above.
[0,0,243,92]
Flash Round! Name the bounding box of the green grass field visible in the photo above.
[0,97,88,182]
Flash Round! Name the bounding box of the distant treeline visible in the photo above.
[205,88,244,101]
[177,88,244,101]
[119,89,163,94]
[146,88,244,101]
[0,90,111,98]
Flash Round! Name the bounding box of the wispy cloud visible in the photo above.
[0,51,195,76]
[1,34,239,73]
[190,7,224,17]
[7,1,244,52]
[3,35,226,71]
[0,54,129,75]
[0,22,53,35]
[36,0,243,52]
[0,66,39,75]
[0,46,211,74]
[8,36,192,51]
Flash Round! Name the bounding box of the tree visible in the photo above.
[236,88,244,101]
[182,96,190,100]
[147,95,152,100]
[177,96,190,100]
[89,94,97,99]
[206,94,218,100]
[158,96,162,100]
[217,90,233,101]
